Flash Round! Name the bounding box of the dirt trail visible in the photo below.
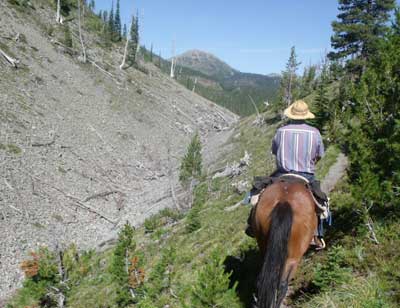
[321,153,349,193]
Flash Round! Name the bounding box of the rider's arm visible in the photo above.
[271,132,279,155]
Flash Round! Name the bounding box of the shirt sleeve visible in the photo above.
[316,132,325,158]
[271,131,279,155]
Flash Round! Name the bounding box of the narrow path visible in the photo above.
[321,153,349,193]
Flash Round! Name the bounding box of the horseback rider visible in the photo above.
[245,100,329,248]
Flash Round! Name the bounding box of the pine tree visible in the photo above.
[110,222,136,306]
[114,0,122,41]
[343,17,400,208]
[102,10,108,23]
[122,23,127,39]
[134,10,140,57]
[328,0,396,73]
[108,1,115,37]
[300,65,317,98]
[89,0,95,11]
[191,249,240,308]
[278,46,301,109]
[128,14,138,65]
[150,43,153,62]
[179,132,202,184]
[313,61,331,130]
[63,24,73,48]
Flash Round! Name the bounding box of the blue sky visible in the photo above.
[94,0,341,74]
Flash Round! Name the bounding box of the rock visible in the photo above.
[231,180,250,194]
[212,151,251,179]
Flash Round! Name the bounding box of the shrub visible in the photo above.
[62,25,73,48]
[312,245,352,292]
[185,205,201,233]
[190,249,240,308]
[144,208,184,233]
[9,247,59,307]
[179,132,202,184]
[109,222,137,306]
[136,247,176,307]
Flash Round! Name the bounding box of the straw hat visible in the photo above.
[284,100,315,120]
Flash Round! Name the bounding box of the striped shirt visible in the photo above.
[271,123,324,174]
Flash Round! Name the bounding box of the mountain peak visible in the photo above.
[175,49,236,78]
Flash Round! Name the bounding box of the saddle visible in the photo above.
[250,174,329,219]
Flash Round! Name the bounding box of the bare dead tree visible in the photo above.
[77,0,86,63]
[192,78,197,92]
[56,0,63,24]
[0,48,19,67]
[170,39,176,78]
[249,95,265,126]
[248,95,260,117]
[120,32,129,70]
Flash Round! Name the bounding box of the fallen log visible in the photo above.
[83,190,120,202]
[0,47,19,67]
[32,176,117,225]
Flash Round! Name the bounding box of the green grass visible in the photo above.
[0,143,22,155]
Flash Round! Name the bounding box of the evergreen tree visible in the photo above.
[134,10,140,56]
[342,18,400,209]
[108,1,115,36]
[114,0,122,41]
[393,8,400,35]
[109,222,136,306]
[191,249,240,308]
[313,61,331,130]
[63,24,73,48]
[328,0,396,73]
[150,43,153,62]
[300,64,317,98]
[102,10,108,23]
[122,23,127,39]
[128,14,138,65]
[89,0,95,11]
[179,132,202,184]
[98,9,102,19]
[279,46,301,108]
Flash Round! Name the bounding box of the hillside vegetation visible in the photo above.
[9,108,399,308]
[3,0,400,307]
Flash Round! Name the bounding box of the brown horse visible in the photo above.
[251,180,317,308]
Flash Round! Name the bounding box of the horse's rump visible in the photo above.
[254,181,318,308]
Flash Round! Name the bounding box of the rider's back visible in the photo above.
[272,123,324,174]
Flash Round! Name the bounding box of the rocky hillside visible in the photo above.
[170,49,281,116]
[0,0,238,300]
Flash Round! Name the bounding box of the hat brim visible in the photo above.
[284,106,315,119]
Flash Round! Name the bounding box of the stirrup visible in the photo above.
[311,236,326,250]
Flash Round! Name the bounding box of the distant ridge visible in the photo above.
[171,49,281,116]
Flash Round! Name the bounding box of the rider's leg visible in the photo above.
[245,205,256,237]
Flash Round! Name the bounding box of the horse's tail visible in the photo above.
[257,201,293,308]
